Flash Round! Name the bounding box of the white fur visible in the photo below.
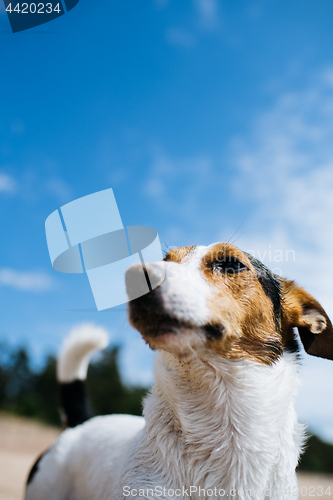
[25,414,145,500]
[119,351,305,500]
[57,323,109,382]
[146,246,212,326]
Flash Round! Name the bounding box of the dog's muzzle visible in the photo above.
[125,262,165,302]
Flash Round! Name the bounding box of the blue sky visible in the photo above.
[1,0,333,441]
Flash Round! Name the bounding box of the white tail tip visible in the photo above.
[57,323,109,383]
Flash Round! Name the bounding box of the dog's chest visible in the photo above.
[119,353,304,499]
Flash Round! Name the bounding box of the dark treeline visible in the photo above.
[0,342,147,426]
[298,434,333,474]
[0,342,332,473]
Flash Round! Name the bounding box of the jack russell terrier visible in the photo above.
[25,243,333,500]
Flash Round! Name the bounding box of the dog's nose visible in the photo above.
[144,262,165,288]
[126,263,150,300]
[126,262,165,301]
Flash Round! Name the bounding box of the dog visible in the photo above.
[25,242,333,500]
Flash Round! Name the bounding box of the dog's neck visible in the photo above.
[142,349,304,496]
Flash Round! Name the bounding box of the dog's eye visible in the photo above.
[212,257,249,274]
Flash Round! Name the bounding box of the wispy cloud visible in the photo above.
[0,268,54,291]
[165,0,221,48]
[0,169,73,204]
[228,66,333,441]
[194,0,220,31]
[165,27,196,49]
[0,172,17,193]
[231,67,333,303]
[45,177,73,203]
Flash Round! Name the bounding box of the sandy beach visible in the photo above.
[0,413,331,500]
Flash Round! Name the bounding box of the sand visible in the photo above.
[0,413,60,500]
[0,413,331,500]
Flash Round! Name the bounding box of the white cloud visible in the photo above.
[45,177,73,202]
[0,172,17,193]
[194,0,219,30]
[165,0,221,48]
[231,69,333,304]
[229,66,333,442]
[0,169,73,203]
[0,268,54,291]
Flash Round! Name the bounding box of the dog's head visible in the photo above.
[126,243,333,364]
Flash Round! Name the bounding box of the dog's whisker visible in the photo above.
[226,216,248,244]
[230,230,247,246]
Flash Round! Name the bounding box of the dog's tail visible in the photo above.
[57,324,108,428]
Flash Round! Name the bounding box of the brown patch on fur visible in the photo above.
[281,280,333,360]
[201,243,282,365]
[282,280,326,331]
[164,246,196,263]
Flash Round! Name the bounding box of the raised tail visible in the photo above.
[57,324,108,428]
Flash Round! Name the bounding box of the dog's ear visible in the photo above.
[282,279,333,360]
